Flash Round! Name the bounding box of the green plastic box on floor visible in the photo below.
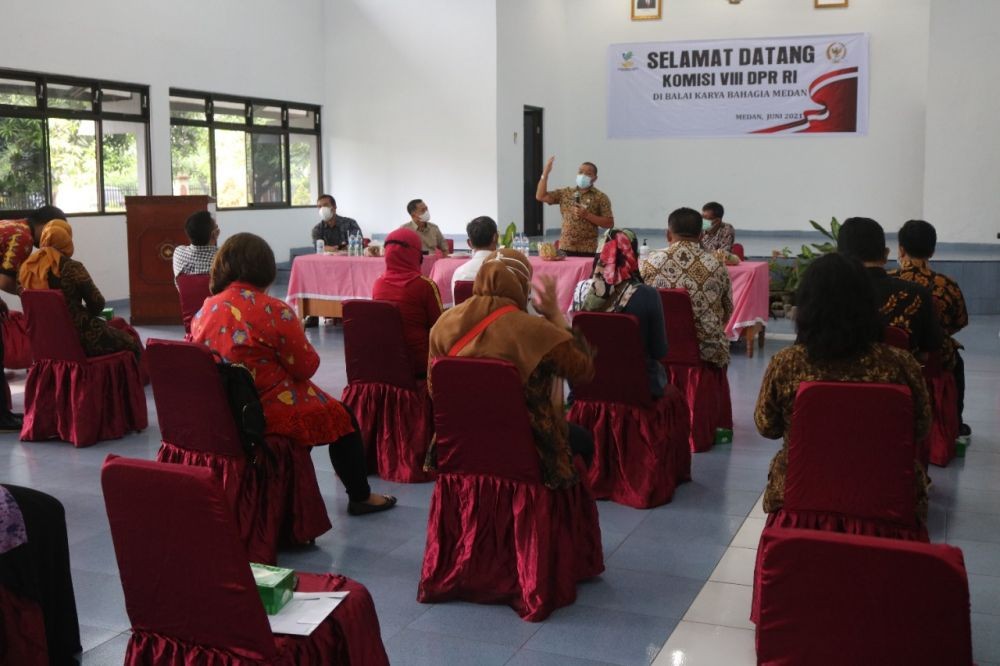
[100,307,114,321]
[715,428,734,445]
[251,563,297,615]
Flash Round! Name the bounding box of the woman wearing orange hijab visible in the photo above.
[428,249,595,489]
[18,220,140,358]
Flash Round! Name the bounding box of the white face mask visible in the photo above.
[418,211,431,224]
[319,206,334,222]
[576,174,593,189]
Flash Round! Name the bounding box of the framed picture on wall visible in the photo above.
[631,0,662,21]
[815,0,848,7]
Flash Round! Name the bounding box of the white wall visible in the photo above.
[923,0,1000,244]
[0,0,326,301]
[321,0,498,240]
[498,0,934,241]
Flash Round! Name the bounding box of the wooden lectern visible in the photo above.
[125,195,215,325]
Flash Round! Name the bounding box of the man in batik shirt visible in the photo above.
[641,207,733,368]
[837,217,943,357]
[892,219,970,435]
[536,157,614,256]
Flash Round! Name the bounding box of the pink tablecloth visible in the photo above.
[285,254,441,311]
[725,261,770,341]
[429,256,594,310]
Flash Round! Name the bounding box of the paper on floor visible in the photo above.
[268,591,349,636]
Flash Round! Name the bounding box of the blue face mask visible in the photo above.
[576,174,592,189]
[702,218,713,231]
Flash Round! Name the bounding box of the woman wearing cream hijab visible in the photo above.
[19,219,140,358]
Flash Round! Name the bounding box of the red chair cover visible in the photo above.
[176,273,212,341]
[923,352,959,468]
[731,243,745,260]
[340,300,433,483]
[0,584,48,665]
[754,527,973,665]
[568,313,691,508]
[19,290,147,447]
[419,358,604,621]
[884,325,910,350]
[453,280,474,306]
[446,238,454,253]
[1,310,32,369]
[775,381,927,541]
[101,456,389,666]
[658,289,733,452]
[147,339,331,561]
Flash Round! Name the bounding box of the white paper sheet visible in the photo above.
[267,591,349,636]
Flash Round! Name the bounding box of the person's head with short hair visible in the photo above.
[209,232,276,295]
[317,194,337,225]
[26,205,67,246]
[407,199,429,226]
[702,201,724,222]
[794,252,882,362]
[837,217,888,265]
[185,210,218,247]
[577,162,598,191]
[898,219,937,261]
[466,216,498,251]
[667,207,703,243]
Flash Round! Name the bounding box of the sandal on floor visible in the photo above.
[347,495,398,516]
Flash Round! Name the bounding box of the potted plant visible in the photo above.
[768,217,840,318]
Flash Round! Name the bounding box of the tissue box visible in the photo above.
[715,428,733,445]
[101,307,114,321]
[250,562,297,615]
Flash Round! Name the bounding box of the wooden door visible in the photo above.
[125,195,214,325]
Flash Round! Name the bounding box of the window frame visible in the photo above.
[0,67,151,218]
[169,88,322,211]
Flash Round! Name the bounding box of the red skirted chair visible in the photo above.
[567,312,691,508]
[147,339,330,563]
[753,527,972,665]
[340,300,434,482]
[0,585,49,665]
[924,352,959,467]
[176,273,212,341]
[1,310,32,369]
[731,243,745,261]
[658,289,732,452]
[446,238,455,253]
[768,381,928,541]
[19,289,147,447]
[419,357,604,622]
[453,280,474,306]
[884,325,910,350]
[101,455,389,665]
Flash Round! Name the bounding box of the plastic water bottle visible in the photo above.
[315,239,325,254]
[349,232,359,257]
[640,239,649,260]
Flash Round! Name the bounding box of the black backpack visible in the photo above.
[216,360,271,465]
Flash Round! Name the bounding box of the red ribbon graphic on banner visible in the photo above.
[751,66,859,134]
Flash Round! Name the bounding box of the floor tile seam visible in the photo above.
[673,618,756,633]
[513,641,637,666]
[572,596,689,623]
[946,505,1000,518]
[391,621,534,651]
[80,630,131,655]
[600,561,729,583]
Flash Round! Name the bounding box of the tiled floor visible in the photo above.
[2,309,998,665]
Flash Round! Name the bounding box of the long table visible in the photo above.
[286,254,771,356]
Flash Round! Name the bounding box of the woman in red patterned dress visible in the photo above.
[192,233,395,515]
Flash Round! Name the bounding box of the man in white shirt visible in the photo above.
[172,210,219,280]
[450,216,498,299]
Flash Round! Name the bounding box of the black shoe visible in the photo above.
[347,495,398,516]
[303,316,319,328]
[959,423,972,437]
[0,412,23,433]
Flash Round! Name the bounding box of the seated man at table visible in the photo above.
[641,207,734,368]
[373,228,444,378]
[173,210,219,280]
[837,217,942,357]
[401,199,449,255]
[700,201,735,254]
[450,216,498,297]
[312,194,362,250]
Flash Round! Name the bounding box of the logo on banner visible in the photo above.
[826,42,847,63]
[619,51,636,70]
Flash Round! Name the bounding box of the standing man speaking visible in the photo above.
[536,157,614,257]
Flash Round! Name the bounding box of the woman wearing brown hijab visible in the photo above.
[428,249,594,489]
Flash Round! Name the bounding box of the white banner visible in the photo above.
[607,33,869,138]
